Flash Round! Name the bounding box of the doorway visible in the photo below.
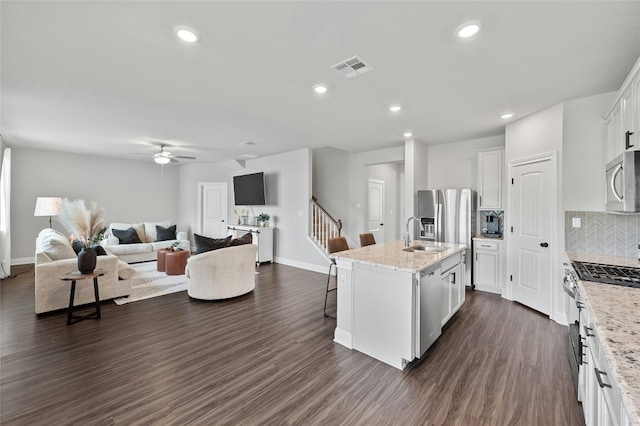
[197,182,228,238]
[367,179,384,243]
[508,154,556,316]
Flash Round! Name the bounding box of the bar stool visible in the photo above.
[359,232,376,247]
[325,237,349,319]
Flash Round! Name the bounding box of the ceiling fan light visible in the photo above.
[154,156,171,165]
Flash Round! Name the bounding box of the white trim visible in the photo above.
[273,256,328,274]
[12,257,35,265]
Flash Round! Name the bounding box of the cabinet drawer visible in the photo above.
[440,252,461,273]
[474,241,499,250]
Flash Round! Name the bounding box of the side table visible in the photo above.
[165,250,190,275]
[59,269,106,325]
[157,248,171,272]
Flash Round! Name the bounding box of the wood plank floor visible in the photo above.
[1,263,584,425]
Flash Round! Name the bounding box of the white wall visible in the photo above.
[178,159,243,241]
[505,103,564,323]
[563,92,615,211]
[11,148,180,262]
[427,135,505,190]
[312,146,351,237]
[179,148,328,273]
[368,163,402,242]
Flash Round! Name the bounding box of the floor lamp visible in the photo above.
[34,197,62,228]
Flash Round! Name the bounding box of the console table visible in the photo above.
[228,225,274,263]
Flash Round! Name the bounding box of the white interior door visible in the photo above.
[510,159,553,315]
[368,179,384,243]
[197,182,228,237]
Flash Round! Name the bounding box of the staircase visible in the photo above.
[310,196,342,254]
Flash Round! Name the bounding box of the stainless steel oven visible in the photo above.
[563,262,583,401]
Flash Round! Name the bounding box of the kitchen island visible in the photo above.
[332,239,467,370]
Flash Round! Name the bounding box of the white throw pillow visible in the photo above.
[38,228,76,260]
[144,221,171,242]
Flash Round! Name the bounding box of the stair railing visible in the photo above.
[310,196,342,253]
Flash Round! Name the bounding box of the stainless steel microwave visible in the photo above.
[605,151,640,212]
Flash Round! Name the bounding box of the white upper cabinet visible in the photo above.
[477,149,504,210]
[604,56,640,163]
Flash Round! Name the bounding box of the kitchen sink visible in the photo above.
[402,245,447,253]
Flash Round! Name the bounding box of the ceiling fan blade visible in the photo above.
[174,155,196,160]
[170,158,179,163]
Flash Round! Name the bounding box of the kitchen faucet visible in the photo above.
[405,217,421,247]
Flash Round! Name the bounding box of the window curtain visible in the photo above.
[0,139,11,279]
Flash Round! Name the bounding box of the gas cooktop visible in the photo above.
[571,261,640,289]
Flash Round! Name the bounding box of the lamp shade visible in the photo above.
[34,197,62,217]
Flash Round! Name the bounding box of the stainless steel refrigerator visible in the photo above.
[417,189,477,288]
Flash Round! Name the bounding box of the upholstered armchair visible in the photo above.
[185,244,258,300]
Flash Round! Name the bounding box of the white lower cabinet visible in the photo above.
[472,238,503,294]
[440,252,463,326]
[580,303,632,426]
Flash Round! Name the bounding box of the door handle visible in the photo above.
[540,242,549,248]
[626,131,634,149]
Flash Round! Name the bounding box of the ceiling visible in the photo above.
[2,1,640,164]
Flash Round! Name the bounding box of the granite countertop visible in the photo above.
[566,252,640,423]
[332,239,466,273]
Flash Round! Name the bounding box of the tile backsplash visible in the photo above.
[565,211,640,257]
[480,211,504,234]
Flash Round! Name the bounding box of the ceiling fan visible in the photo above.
[129,143,196,175]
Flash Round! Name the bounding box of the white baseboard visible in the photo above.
[473,285,502,295]
[12,257,34,265]
[274,256,329,274]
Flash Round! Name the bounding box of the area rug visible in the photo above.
[113,261,187,305]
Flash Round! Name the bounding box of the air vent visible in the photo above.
[330,55,373,79]
[238,141,256,146]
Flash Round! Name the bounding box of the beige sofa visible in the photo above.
[186,244,258,300]
[101,221,189,263]
[35,228,135,314]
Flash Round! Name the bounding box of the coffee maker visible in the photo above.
[482,214,502,238]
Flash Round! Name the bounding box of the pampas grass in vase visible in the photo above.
[58,198,105,273]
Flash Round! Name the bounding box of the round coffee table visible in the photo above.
[165,250,190,275]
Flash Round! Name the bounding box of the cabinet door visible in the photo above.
[450,264,463,313]
[633,72,640,151]
[584,347,599,426]
[622,86,635,151]
[478,150,503,210]
[474,250,498,286]
[611,103,623,159]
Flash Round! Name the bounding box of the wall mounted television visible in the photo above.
[233,172,266,206]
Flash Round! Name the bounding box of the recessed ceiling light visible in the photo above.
[174,25,198,43]
[313,84,328,94]
[501,113,514,119]
[389,105,402,112]
[456,21,481,39]
[403,132,413,138]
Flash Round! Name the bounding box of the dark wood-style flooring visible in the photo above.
[1,263,584,425]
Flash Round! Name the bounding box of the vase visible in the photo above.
[77,247,97,274]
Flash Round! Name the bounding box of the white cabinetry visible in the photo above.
[580,300,632,426]
[604,56,640,163]
[477,149,504,210]
[440,252,464,326]
[228,225,274,263]
[472,238,503,295]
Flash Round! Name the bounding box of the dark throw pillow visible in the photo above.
[71,240,107,256]
[229,232,253,247]
[194,234,232,254]
[156,224,177,242]
[112,227,143,244]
